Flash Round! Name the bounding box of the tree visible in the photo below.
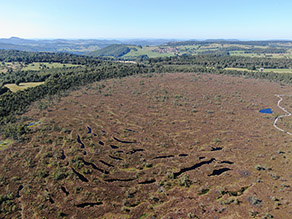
[248,65,256,71]
[15,80,21,86]
[0,86,9,95]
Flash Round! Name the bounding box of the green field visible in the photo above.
[0,62,22,73]
[128,43,292,59]
[123,46,176,58]
[262,68,292,73]
[4,82,45,92]
[229,51,292,59]
[21,62,79,71]
[87,40,292,59]
[0,62,80,73]
[225,67,254,72]
[225,67,292,74]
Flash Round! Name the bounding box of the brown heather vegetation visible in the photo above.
[2,73,292,218]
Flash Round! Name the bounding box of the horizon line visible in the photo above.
[2,36,292,42]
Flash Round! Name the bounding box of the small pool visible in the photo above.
[27,121,41,127]
[259,108,273,114]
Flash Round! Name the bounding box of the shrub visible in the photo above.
[51,168,68,181]
[179,174,192,187]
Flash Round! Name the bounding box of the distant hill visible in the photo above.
[87,44,131,57]
[0,37,175,55]
[0,37,36,44]
[0,43,37,51]
[87,40,292,60]
[122,39,175,46]
[2,37,292,59]
[0,37,122,54]
[165,39,292,47]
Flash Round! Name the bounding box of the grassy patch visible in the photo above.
[225,67,292,74]
[22,62,79,71]
[262,68,292,74]
[225,67,254,72]
[0,62,80,73]
[123,46,175,58]
[5,82,45,92]
[139,213,149,219]
[0,62,22,73]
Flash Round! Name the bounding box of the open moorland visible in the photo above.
[2,73,292,218]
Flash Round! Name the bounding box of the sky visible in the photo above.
[1,0,292,40]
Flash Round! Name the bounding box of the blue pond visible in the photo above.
[259,108,273,114]
[77,135,85,148]
[27,121,41,127]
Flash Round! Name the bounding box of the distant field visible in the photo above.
[263,68,292,73]
[4,82,45,92]
[229,52,269,57]
[57,45,100,53]
[225,67,254,72]
[178,45,200,49]
[228,51,246,55]
[123,46,175,58]
[0,62,80,73]
[229,51,292,59]
[21,62,79,71]
[225,67,292,73]
[0,62,22,73]
[87,41,292,59]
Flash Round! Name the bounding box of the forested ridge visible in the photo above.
[165,40,292,47]
[2,50,292,139]
[0,50,111,64]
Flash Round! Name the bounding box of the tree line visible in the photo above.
[148,54,292,69]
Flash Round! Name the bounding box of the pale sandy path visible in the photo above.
[273,95,292,135]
